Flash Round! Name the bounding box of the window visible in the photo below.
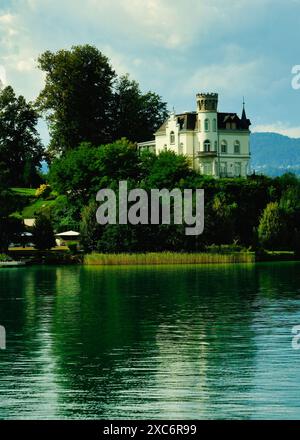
[205,119,210,132]
[221,140,227,154]
[198,120,201,132]
[179,143,184,154]
[231,122,236,130]
[214,141,218,151]
[213,118,217,132]
[234,140,240,154]
[234,162,241,176]
[204,140,211,152]
[220,162,227,177]
[203,163,212,176]
[170,131,175,144]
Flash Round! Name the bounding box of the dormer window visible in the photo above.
[170,131,175,145]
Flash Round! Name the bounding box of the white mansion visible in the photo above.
[138,93,251,178]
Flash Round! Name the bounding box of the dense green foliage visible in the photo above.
[0,170,24,252]
[0,86,43,186]
[47,139,300,253]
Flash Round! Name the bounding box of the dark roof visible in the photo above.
[177,112,197,130]
[156,109,251,134]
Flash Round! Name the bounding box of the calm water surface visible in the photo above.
[1,262,300,419]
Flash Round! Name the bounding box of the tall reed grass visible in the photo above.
[84,252,255,266]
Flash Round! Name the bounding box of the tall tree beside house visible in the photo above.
[37,45,116,157]
[0,86,43,186]
[113,74,168,142]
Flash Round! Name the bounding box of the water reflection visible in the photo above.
[0,263,300,418]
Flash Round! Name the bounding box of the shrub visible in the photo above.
[0,254,12,262]
[32,213,56,250]
[67,241,78,254]
[35,184,51,199]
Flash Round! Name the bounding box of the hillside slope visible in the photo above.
[251,132,300,176]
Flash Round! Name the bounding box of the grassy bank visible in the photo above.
[84,252,255,266]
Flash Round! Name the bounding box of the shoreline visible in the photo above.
[5,250,299,266]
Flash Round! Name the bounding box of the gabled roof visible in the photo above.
[155,110,251,134]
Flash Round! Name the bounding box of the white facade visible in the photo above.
[138,93,251,178]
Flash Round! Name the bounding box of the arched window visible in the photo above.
[204,119,210,132]
[221,140,227,154]
[234,140,240,154]
[179,142,184,154]
[204,140,211,152]
[213,118,217,132]
[170,131,175,145]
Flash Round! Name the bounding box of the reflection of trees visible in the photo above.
[0,266,63,419]
[2,262,299,419]
[49,264,260,418]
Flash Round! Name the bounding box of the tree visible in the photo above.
[258,202,287,250]
[37,45,116,156]
[32,214,56,250]
[113,74,168,142]
[80,201,102,253]
[49,139,140,205]
[145,150,193,189]
[96,138,140,186]
[0,164,24,252]
[0,86,43,186]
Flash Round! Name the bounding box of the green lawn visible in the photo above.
[11,187,37,196]
[22,199,57,218]
[11,187,58,218]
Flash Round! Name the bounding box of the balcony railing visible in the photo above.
[197,151,217,157]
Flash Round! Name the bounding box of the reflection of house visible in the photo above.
[138,93,251,178]
[55,231,80,246]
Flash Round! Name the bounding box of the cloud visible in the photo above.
[183,60,266,98]
[0,0,298,136]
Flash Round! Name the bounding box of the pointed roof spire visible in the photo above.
[241,96,247,120]
[240,97,251,129]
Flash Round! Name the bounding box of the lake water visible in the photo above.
[1,262,300,419]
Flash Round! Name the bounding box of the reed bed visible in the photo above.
[84,252,255,266]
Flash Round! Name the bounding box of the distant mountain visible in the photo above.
[250,132,300,176]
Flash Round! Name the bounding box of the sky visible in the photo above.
[1,0,300,144]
